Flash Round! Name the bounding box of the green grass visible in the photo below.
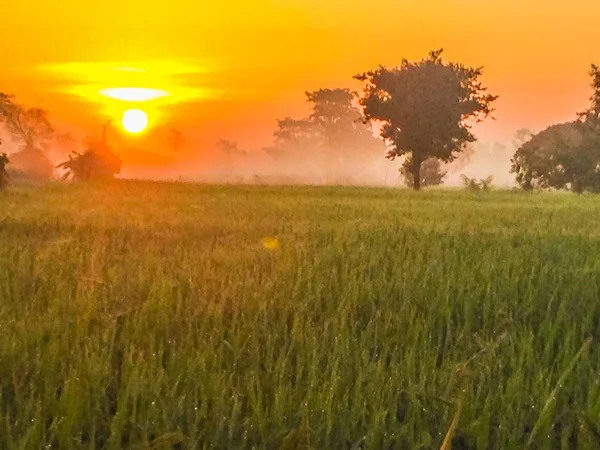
[1,181,600,449]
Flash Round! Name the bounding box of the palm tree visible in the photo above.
[56,123,122,181]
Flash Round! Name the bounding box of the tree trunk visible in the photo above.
[412,162,421,191]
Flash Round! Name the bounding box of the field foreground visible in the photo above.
[1,182,600,449]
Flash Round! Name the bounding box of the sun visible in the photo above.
[122,109,148,134]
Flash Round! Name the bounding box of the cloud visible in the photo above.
[36,59,221,105]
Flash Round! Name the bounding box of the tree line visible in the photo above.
[1,49,599,192]
[0,93,121,187]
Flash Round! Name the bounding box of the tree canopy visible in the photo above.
[355,49,497,190]
[578,64,600,126]
[0,93,55,180]
[265,88,386,183]
[56,124,122,182]
[0,150,8,190]
[511,64,600,193]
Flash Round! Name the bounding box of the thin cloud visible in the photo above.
[36,59,222,105]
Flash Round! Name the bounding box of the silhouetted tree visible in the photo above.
[306,89,364,145]
[578,64,600,127]
[168,129,187,153]
[511,123,580,190]
[269,117,324,166]
[269,88,386,182]
[400,157,447,188]
[511,122,600,192]
[57,123,121,181]
[274,118,321,146]
[355,49,497,190]
[308,88,387,166]
[0,148,8,190]
[0,93,54,180]
[216,139,247,157]
[511,65,600,193]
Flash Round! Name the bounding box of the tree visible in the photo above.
[400,157,446,188]
[578,64,600,127]
[216,139,247,157]
[168,129,187,153]
[269,117,324,175]
[0,93,54,180]
[354,49,497,190]
[511,65,600,193]
[309,88,388,167]
[269,88,386,183]
[56,124,121,181]
[511,122,600,193]
[273,117,321,147]
[0,147,8,190]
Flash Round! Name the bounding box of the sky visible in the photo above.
[2,0,600,170]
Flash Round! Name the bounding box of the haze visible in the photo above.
[2,0,600,184]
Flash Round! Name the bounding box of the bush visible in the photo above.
[461,174,493,191]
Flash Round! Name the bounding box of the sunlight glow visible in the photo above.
[122,109,148,134]
[39,60,221,108]
[100,87,170,102]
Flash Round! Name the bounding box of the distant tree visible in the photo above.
[400,157,447,188]
[273,118,321,147]
[0,148,8,190]
[511,65,600,193]
[0,93,54,180]
[309,88,387,166]
[354,49,497,190]
[269,88,386,182]
[56,124,121,181]
[269,117,324,169]
[168,129,187,153]
[216,139,247,157]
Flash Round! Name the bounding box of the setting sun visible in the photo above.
[122,109,148,134]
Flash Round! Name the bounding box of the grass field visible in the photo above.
[1,181,600,449]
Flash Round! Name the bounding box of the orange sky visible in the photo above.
[2,0,600,167]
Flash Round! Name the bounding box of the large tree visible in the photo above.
[354,49,497,190]
[510,122,600,193]
[0,93,54,180]
[578,64,600,126]
[511,64,600,193]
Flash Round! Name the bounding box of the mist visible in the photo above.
[117,137,518,189]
